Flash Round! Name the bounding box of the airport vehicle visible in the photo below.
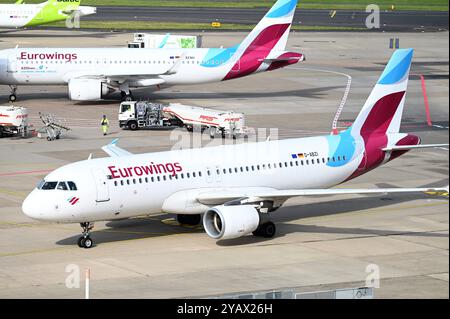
[128,33,202,49]
[36,112,70,141]
[22,49,449,248]
[164,103,246,139]
[119,101,246,139]
[119,101,172,130]
[0,0,96,29]
[0,104,28,137]
[0,0,304,102]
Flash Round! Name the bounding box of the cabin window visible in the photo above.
[67,182,78,191]
[57,182,68,191]
[40,181,58,190]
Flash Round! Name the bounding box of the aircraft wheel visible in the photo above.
[82,237,93,249]
[77,237,84,248]
[9,94,17,102]
[261,222,276,238]
[253,222,276,238]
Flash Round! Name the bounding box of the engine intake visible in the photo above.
[203,205,260,240]
[68,79,113,101]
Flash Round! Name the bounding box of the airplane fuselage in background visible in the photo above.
[0,48,302,86]
[0,1,96,28]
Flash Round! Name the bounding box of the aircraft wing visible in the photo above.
[196,186,449,206]
[382,144,449,151]
[101,139,133,157]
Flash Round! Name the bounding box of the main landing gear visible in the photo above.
[78,222,94,249]
[9,85,17,102]
[177,214,202,226]
[252,221,276,238]
[120,90,134,102]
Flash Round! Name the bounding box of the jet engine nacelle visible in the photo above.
[203,205,260,240]
[68,79,112,101]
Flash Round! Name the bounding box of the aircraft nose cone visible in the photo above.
[22,192,40,220]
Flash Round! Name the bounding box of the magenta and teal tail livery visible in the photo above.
[200,0,303,81]
[345,49,418,179]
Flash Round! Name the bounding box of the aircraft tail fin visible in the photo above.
[351,49,414,137]
[240,0,297,52]
[223,0,300,80]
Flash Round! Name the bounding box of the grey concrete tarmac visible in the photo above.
[0,30,448,299]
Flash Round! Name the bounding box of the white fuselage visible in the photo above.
[22,134,365,224]
[0,46,291,89]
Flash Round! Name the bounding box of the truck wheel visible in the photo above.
[128,122,138,131]
[209,127,216,139]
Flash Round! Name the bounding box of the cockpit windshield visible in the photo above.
[38,180,77,191]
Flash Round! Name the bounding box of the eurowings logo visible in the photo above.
[68,197,80,205]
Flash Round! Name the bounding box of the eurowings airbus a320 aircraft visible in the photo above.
[0,0,96,29]
[0,0,304,102]
[22,49,448,248]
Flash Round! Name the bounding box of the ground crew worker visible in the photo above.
[101,115,109,136]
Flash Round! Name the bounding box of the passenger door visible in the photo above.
[7,53,17,73]
[92,169,110,202]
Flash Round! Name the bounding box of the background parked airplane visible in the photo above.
[22,48,448,248]
[0,0,96,29]
[0,0,304,102]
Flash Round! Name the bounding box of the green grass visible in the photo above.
[45,20,366,31]
[0,0,448,11]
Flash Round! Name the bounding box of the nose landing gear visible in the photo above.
[78,222,94,249]
[9,85,17,103]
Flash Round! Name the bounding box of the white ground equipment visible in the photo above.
[128,33,202,49]
[119,101,247,139]
[37,112,71,141]
[0,105,29,138]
